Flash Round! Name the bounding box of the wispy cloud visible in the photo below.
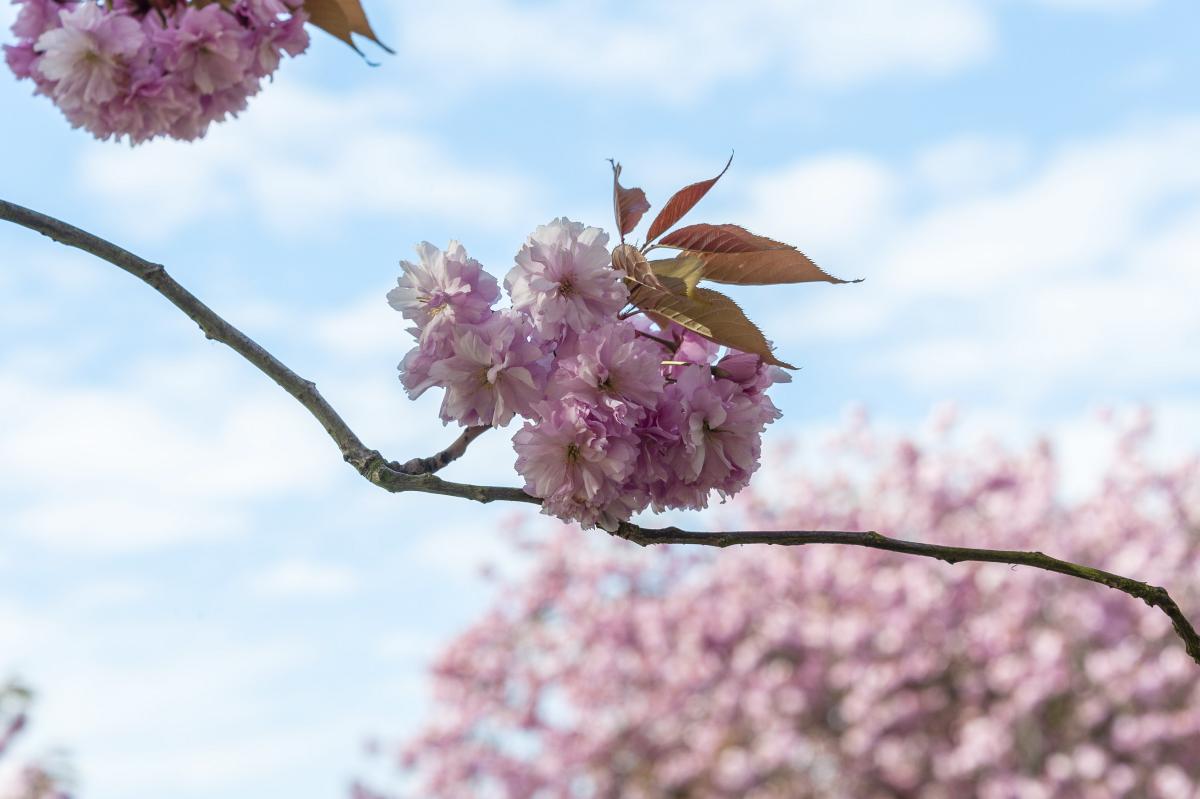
[249,559,360,598]
[0,353,339,551]
[80,83,540,240]
[748,116,1200,405]
[395,0,994,101]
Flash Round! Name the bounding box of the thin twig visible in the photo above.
[396,425,490,475]
[0,199,522,507]
[614,524,1200,665]
[3,197,1198,666]
[634,329,676,351]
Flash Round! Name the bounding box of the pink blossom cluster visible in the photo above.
[388,218,787,530]
[0,683,68,799]
[372,412,1200,798]
[4,0,308,143]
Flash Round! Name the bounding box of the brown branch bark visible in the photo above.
[3,197,1198,666]
[396,425,490,475]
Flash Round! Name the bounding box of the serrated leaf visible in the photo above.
[304,0,392,54]
[609,161,650,240]
[629,276,795,369]
[648,254,704,296]
[612,243,663,289]
[674,248,854,286]
[655,223,790,254]
[653,223,856,285]
[644,154,734,245]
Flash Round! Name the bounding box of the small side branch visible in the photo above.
[396,425,490,475]
[3,197,1198,666]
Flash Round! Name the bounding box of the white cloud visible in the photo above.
[742,116,1200,406]
[249,559,359,598]
[396,0,993,101]
[312,293,400,362]
[0,352,339,551]
[80,83,539,240]
[406,518,530,585]
[740,154,897,258]
[913,135,1030,197]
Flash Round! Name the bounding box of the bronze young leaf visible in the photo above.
[644,153,734,245]
[656,222,791,254]
[654,223,857,285]
[665,248,856,287]
[629,276,796,369]
[612,243,664,289]
[303,0,392,54]
[647,254,705,297]
[609,161,651,241]
[611,156,858,369]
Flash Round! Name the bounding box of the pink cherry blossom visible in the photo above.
[513,400,638,529]
[387,241,500,345]
[34,3,143,109]
[370,414,1200,799]
[158,3,249,95]
[3,0,58,80]
[506,218,627,342]
[388,220,783,521]
[429,312,548,427]
[0,682,67,799]
[6,0,310,143]
[714,349,791,394]
[547,322,667,415]
[233,0,309,76]
[645,364,780,510]
[397,340,445,400]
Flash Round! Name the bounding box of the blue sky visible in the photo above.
[1,0,1199,796]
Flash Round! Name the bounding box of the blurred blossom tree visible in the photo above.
[367,412,1200,798]
[0,682,70,799]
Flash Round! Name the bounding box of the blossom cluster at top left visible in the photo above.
[4,0,309,143]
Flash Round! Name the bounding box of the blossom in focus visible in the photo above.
[429,312,548,427]
[547,322,666,415]
[506,218,627,342]
[387,241,500,344]
[513,400,638,530]
[388,217,786,528]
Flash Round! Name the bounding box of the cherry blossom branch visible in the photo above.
[614,523,1200,665]
[3,197,1198,666]
[0,199,531,508]
[396,425,491,475]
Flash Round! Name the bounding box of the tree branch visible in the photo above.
[614,524,1200,665]
[3,197,1198,666]
[0,199,527,508]
[396,425,490,475]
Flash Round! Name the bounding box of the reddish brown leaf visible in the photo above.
[629,276,795,369]
[304,0,392,54]
[653,224,856,284]
[655,223,794,254]
[647,254,704,296]
[681,248,855,286]
[609,161,650,240]
[644,154,734,245]
[611,243,663,289]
